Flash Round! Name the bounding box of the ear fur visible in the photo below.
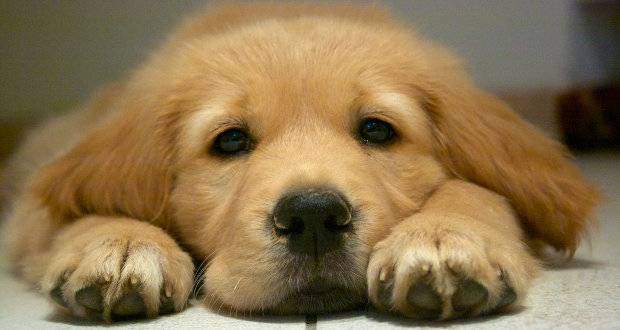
[33,84,176,225]
[428,82,600,255]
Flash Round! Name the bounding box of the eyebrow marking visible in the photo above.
[361,91,432,148]
[178,100,239,160]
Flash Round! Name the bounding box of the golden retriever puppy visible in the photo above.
[1,2,599,322]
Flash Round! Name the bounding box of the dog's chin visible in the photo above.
[270,284,367,315]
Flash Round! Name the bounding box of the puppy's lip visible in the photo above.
[295,288,349,302]
[298,281,339,295]
[272,282,366,314]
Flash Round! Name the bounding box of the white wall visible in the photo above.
[392,0,575,91]
[1,1,615,122]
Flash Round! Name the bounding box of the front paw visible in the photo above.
[367,215,538,319]
[41,218,194,321]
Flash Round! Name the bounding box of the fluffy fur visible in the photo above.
[1,2,598,321]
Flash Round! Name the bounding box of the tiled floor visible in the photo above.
[1,152,618,329]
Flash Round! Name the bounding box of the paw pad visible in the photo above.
[75,285,103,311]
[406,282,442,319]
[111,292,146,319]
[451,279,488,312]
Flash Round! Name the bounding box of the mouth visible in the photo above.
[258,215,368,315]
[272,281,367,314]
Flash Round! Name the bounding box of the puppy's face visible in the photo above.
[166,21,447,313]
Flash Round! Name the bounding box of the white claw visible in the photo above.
[379,268,389,282]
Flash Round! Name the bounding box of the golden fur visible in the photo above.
[1,2,599,321]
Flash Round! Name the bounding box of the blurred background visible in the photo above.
[1,1,619,162]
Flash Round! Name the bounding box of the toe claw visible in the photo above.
[452,279,488,312]
[112,292,146,318]
[407,282,442,318]
[76,285,103,311]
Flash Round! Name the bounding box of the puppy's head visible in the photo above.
[168,12,448,312]
[35,4,598,314]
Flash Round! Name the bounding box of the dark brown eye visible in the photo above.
[359,118,395,145]
[213,129,251,155]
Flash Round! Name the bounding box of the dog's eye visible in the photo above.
[359,118,395,145]
[213,129,251,155]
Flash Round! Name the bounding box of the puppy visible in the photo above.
[1,3,599,321]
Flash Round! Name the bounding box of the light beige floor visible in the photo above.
[1,152,618,329]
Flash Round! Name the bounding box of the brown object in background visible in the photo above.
[556,83,620,151]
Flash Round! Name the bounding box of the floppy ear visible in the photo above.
[33,84,176,224]
[427,82,600,255]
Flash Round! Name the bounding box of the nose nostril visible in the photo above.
[324,214,352,233]
[289,217,305,235]
[274,216,305,236]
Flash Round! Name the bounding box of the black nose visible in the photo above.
[273,188,352,256]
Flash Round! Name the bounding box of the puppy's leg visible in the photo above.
[368,180,539,319]
[37,216,194,321]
